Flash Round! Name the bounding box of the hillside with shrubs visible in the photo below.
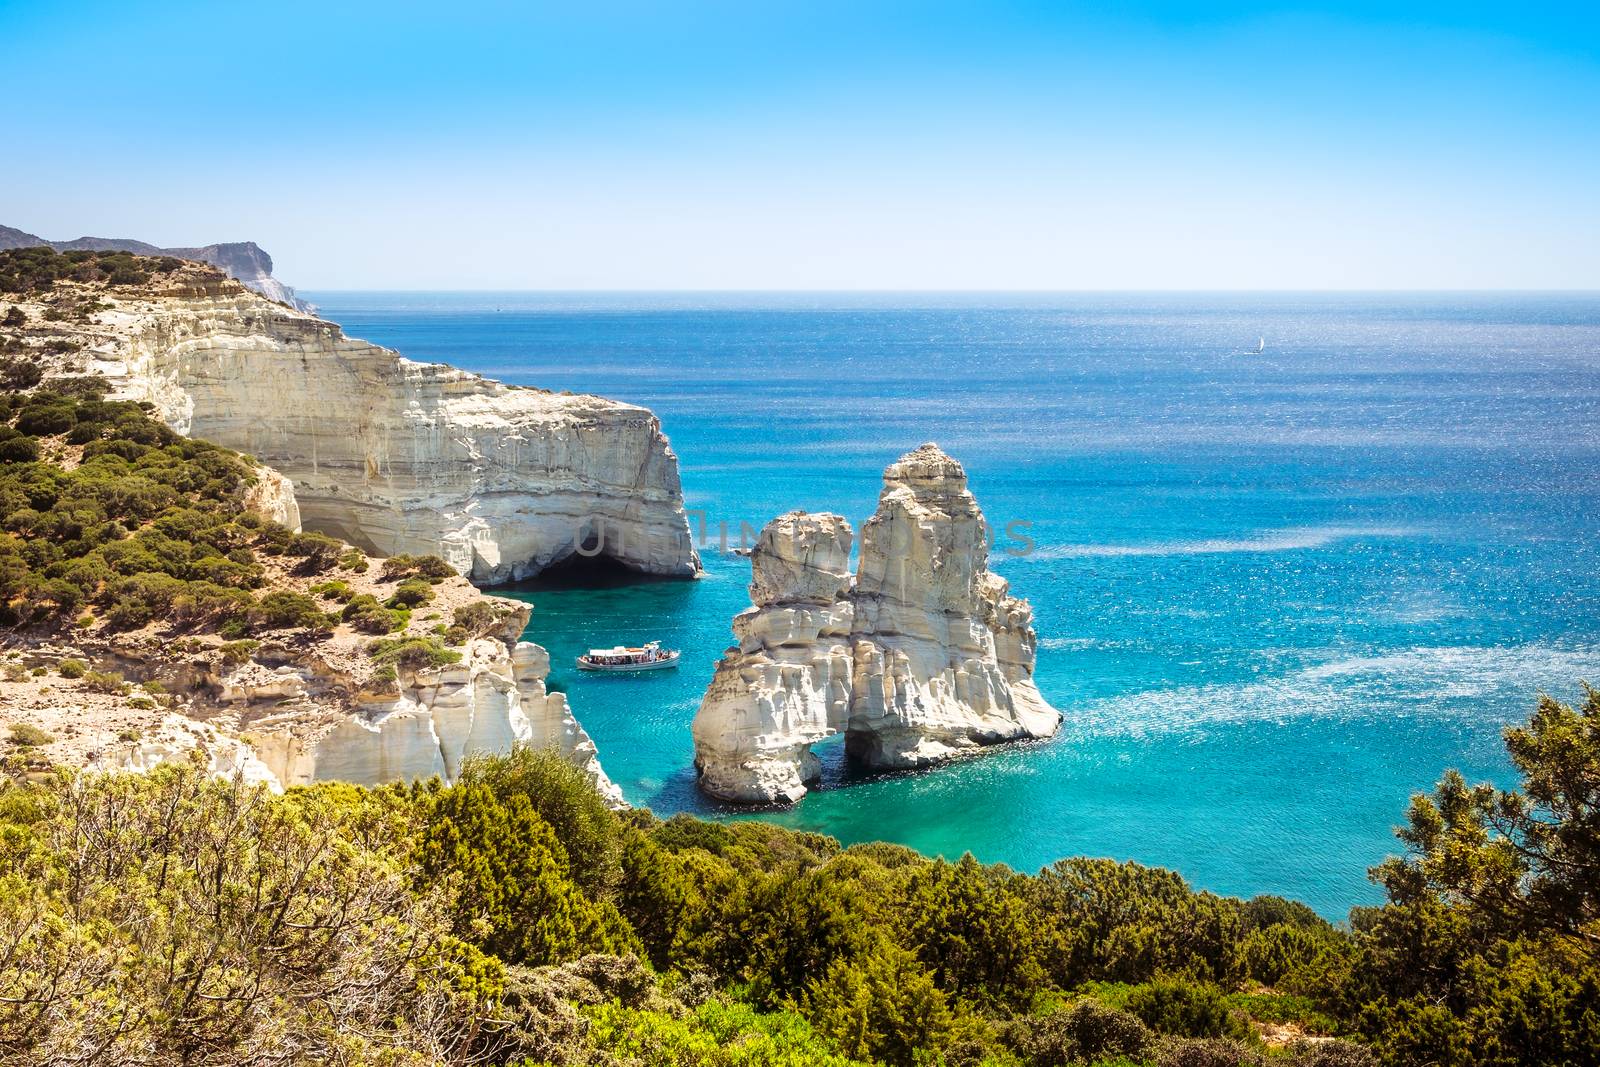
[1,693,1597,1066]
[0,329,520,771]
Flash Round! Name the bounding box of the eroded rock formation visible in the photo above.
[76,283,700,582]
[238,628,623,805]
[82,596,623,805]
[692,444,1061,804]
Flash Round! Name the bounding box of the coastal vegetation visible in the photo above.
[0,385,464,651]
[0,691,1594,1066]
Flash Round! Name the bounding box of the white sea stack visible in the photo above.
[87,285,700,582]
[692,444,1061,804]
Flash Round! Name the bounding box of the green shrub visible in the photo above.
[1154,1036,1264,1067]
[310,579,354,603]
[57,658,86,679]
[1126,981,1251,1041]
[805,940,954,1065]
[367,636,461,670]
[0,435,39,462]
[380,553,455,582]
[417,782,636,966]
[337,548,368,572]
[7,722,54,746]
[384,577,434,609]
[248,591,332,633]
[80,669,129,695]
[583,997,866,1067]
[2,661,27,682]
[341,593,407,634]
[1285,1039,1378,1067]
[287,531,344,573]
[16,404,74,436]
[218,639,259,666]
[461,747,624,897]
[1009,998,1156,1066]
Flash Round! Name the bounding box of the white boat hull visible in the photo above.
[576,652,680,672]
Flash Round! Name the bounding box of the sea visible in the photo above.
[304,290,1600,919]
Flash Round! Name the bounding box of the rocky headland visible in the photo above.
[0,246,689,802]
[0,223,313,311]
[1,248,701,583]
[692,443,1061,803]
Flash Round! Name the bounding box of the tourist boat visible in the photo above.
[576,641,681,672]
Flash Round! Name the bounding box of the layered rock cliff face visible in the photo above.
[233,620,623,805]
[72,590,623,804]
[82,285,700,583]
[692,444,1061,804]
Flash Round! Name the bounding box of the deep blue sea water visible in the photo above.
[305,291,1600,918]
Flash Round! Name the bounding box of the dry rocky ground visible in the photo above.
[0,537,519,777]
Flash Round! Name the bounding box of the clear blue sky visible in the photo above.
[2,1,1596,289]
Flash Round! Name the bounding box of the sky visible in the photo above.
[1,1,1597,289]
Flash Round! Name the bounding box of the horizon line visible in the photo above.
[296,286,1600,295]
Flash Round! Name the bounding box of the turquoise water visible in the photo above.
[307,291,1600,918]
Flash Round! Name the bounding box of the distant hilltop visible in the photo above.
[0,223,311,312]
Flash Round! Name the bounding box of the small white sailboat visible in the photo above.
[1255,337,1265,354]
[576,640,681,672]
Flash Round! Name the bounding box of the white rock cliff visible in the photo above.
[95,603,624,806]
[692,444,1061,804]
[86,284,700,583]
[243,632,623,805]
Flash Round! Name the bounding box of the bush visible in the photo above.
[1242,923,1338,987]
[367,636,461,670]
[218,639,259,666]
[1011,999,1157,1066]
[417,782,636,966]
[15,404,74,436]
[7,722,55,746]
[287,531,344,573]
[248,591,332,634]
[0,761,498,1061]
[1127,981,1251,1040]
[0,435,39,462]
[80,669,129,695]
[806,940,954,1065]
[384,577,434,609]
[1156,1037,1265,1067]
[309,579,354,603]
[337,548,368,572]
[341,594,408,634]
[461,747,624,897]
[57,658,86,678]
[379,553,455,582]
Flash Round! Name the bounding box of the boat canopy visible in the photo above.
[586,642,660,658]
